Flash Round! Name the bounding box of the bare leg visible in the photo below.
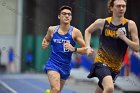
[102,76,114,93]
[60,79,66,91]
[47,70,61,93]
[124,64,130,76]
[95,85,103,93]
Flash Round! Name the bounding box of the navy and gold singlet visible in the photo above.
[94,17,130,72]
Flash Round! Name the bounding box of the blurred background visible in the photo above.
[0,0,140,73]
[0,0,140,93]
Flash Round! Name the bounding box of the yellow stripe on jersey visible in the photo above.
[106,17,112,24]
[105,17,128,25]
[122,18,128,25]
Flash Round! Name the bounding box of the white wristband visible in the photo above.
[86,47,90,49]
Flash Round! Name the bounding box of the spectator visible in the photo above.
[7,47,15,73]
[25,49,33,72]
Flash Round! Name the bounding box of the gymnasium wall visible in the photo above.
[0,0,17,65]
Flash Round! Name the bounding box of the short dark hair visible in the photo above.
[58,5,72,15]
[108,0,127,13]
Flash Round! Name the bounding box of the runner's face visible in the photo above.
[58,9,72,24]
[112,0,126,17]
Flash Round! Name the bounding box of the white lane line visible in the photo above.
[0,80,18,93]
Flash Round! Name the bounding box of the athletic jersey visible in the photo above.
[48,25,76,69]
[94,17,130,72]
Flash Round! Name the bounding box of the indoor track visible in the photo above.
[0,74,75,93]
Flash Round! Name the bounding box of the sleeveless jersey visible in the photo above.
[94,17,130,72]
[48,25,76,69]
